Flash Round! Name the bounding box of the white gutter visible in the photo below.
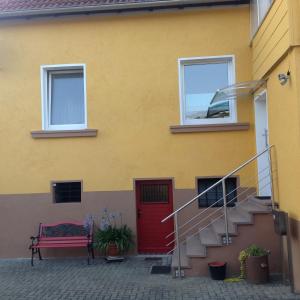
[0,0,248,19]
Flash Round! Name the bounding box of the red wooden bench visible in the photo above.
[29,221,94,266]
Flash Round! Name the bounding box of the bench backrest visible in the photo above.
[39,222,93,239]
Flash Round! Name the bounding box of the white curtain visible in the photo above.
[50,72,85,125]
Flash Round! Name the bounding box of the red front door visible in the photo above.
[136,180,174,253]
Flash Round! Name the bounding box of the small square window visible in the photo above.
[179,56,236,125]
[41,65,87,130]
[198,178,237,208]
[52,181,82,203]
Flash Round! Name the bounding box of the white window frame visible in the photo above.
[178,55,237,125]
[250,0,273,37]
[40,64,88,131]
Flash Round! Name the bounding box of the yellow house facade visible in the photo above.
[251,0,300,293]
[0,0,298,293]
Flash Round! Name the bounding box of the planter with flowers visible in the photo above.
[239,244,270,284]
[94,209,134,261]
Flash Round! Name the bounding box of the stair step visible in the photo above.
[212,217,237,235]
[251,196,273,207]
[199,226,221,246]
[186,235,206,257]
[171,243,190,268]
[228,206,252,224]
[237,199,271,214]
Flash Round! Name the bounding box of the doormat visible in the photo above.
[144,257,162,261]
[150,265,171,274]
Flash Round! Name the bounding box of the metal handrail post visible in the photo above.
[222,179,229,245]
[268,147,275,210]
[174,213,181,278]
[162,146,273,223]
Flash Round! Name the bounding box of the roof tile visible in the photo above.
[0,0,170,12]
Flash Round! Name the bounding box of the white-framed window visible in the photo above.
[250,0,273,37]
[178,55,236,125]
[41,64,87,131]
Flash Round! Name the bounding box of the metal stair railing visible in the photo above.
[181,177,273,250]
[165,164,271,242]
[166,169,273,255]
[161,145,275,278]
[166,168,272,247]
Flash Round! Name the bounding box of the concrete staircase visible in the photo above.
[171,197,280,277]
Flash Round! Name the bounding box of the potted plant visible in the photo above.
[94,209,134,260]
[208,261,227,280]
[239,244,269,284]
[94,224,134,256]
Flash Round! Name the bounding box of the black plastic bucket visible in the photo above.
[208,261,227,280]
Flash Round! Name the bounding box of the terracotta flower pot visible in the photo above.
[246,255,269,284]
[107,242,119,257]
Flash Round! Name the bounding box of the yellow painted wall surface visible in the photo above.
[252,0,290,80]
[0,7,255,194]
[266,48,300,293]
[265,49,300,220]
[251,0,300,221]
[288,0,300,46]
[253,2,300,291]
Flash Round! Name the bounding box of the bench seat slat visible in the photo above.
[36,240,90,244]
[33,243,89,248]
[39,236,90,240]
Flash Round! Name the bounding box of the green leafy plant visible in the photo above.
[238,245,269,279]
[94,224,134,254]
[245,244,268,257]
[93,209,134,255]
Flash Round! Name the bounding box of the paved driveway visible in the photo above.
[0,257,299,300]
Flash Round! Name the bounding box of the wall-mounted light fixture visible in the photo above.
[278,71,290,86]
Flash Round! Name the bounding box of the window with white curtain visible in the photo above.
[251,0,273,37]
[41,64,87,130]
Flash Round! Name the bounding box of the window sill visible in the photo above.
[170,123,250,134]
[31,129,98,139]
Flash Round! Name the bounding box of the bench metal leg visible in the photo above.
[91,246,95,259]
[38,249,42,260]
[31,248,35,267]
[87,245,91,265]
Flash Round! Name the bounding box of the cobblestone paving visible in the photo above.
[0,257,299,300]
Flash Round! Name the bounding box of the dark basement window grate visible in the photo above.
[52,181,81,203]
[141,183,169,203]
[198,178,237,208]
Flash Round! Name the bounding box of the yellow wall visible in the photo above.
[265,49,300,292]
[0,7,255,194]
[288,0,300,46]
[251,0,300,220]
[252,0,290,80]
[252,1,300,291]
[266,49,300,220]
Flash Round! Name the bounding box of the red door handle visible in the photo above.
[137,209,142,219]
